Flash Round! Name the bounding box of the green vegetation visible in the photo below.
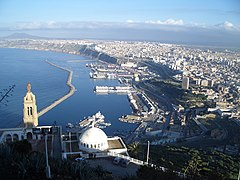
[139,79,208,109]
[148,79,207,108]
[198,117,240,145]
[128,143,240,179]
[0,141,112,180]
[136,166,181,180]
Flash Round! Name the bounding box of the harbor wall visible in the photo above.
[37,60,76,117]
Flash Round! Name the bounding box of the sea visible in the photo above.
[0,48,137,135]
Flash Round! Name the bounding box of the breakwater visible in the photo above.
[37,60,76,117]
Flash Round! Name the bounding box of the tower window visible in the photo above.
[30,107,33,115]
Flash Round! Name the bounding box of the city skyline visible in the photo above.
[0,0,240,47]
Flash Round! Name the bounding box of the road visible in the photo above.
[142,61,180,80]
[136,82,175,136]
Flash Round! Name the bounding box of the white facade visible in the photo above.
[79,127,109,153]
[0,128,33,143]
[121,62,137,68]
[182,77,189,90]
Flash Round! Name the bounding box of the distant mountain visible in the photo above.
[2,33,48,39]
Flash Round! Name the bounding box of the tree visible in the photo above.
[12,139,32,154]
[137,165,181,180]
[128,142,141,158]
[183,152,203,179]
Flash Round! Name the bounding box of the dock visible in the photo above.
[95,86,133,94]
[37,61,76,117]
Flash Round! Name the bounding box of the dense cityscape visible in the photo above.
[0,0,240,179]
[0,37,239,179]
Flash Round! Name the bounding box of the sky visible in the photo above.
[0,0,240,47]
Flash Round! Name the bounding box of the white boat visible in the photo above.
[89,72,93,78]
[79,111,106,128]
[66,123,74,128]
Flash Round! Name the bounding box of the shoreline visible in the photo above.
[37,60,76,117]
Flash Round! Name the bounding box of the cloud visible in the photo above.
[2,20,239,34]
[1,20,240,47]
[215,21,239,31]
[13,21,60,30]
[145,19,184,26]
[126,20,135,23]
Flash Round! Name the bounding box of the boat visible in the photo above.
[89,72,93,78]
[66,123,74,128]
[96,121,111,129]
[79,111,106,128]
[97,124,107,129]
[105,122,111,126]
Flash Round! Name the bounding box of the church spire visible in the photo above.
[27,83,31,93]
[23,83,38,128]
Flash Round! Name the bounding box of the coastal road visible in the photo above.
[142,61,179,80]
[136,82,175,136]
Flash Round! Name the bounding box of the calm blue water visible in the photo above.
[0,48,136,135]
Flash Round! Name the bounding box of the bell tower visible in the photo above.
[23,83,38,127]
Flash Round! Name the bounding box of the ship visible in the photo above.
[66,111,111,129]
[89,72,106,79]
[66,123,74,128]
[79,111,106,128]
[95,86,132,94]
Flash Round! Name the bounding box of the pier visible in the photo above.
[95,86,133,94]
[37,60,76,117]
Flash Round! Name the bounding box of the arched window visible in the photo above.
[87,144,89,148]
[27,107,30,116]
[83,143,85,147]
[98,144,100,148]
[30,107,33,115]
[13,134,19,142]
[5,134,12,143]
[90,144,93,148]
[27,132,32,140]
[94,144,96,148]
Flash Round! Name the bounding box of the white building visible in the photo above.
[182,77,189,90]
[121,62,137,68]
[62,124,128,159]
[79,126,109,152]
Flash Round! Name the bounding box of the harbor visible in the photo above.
[87,63,141,84]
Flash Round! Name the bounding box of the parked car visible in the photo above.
[112,157,121,165]
[120,159,130,167]
[75,157,86,162]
